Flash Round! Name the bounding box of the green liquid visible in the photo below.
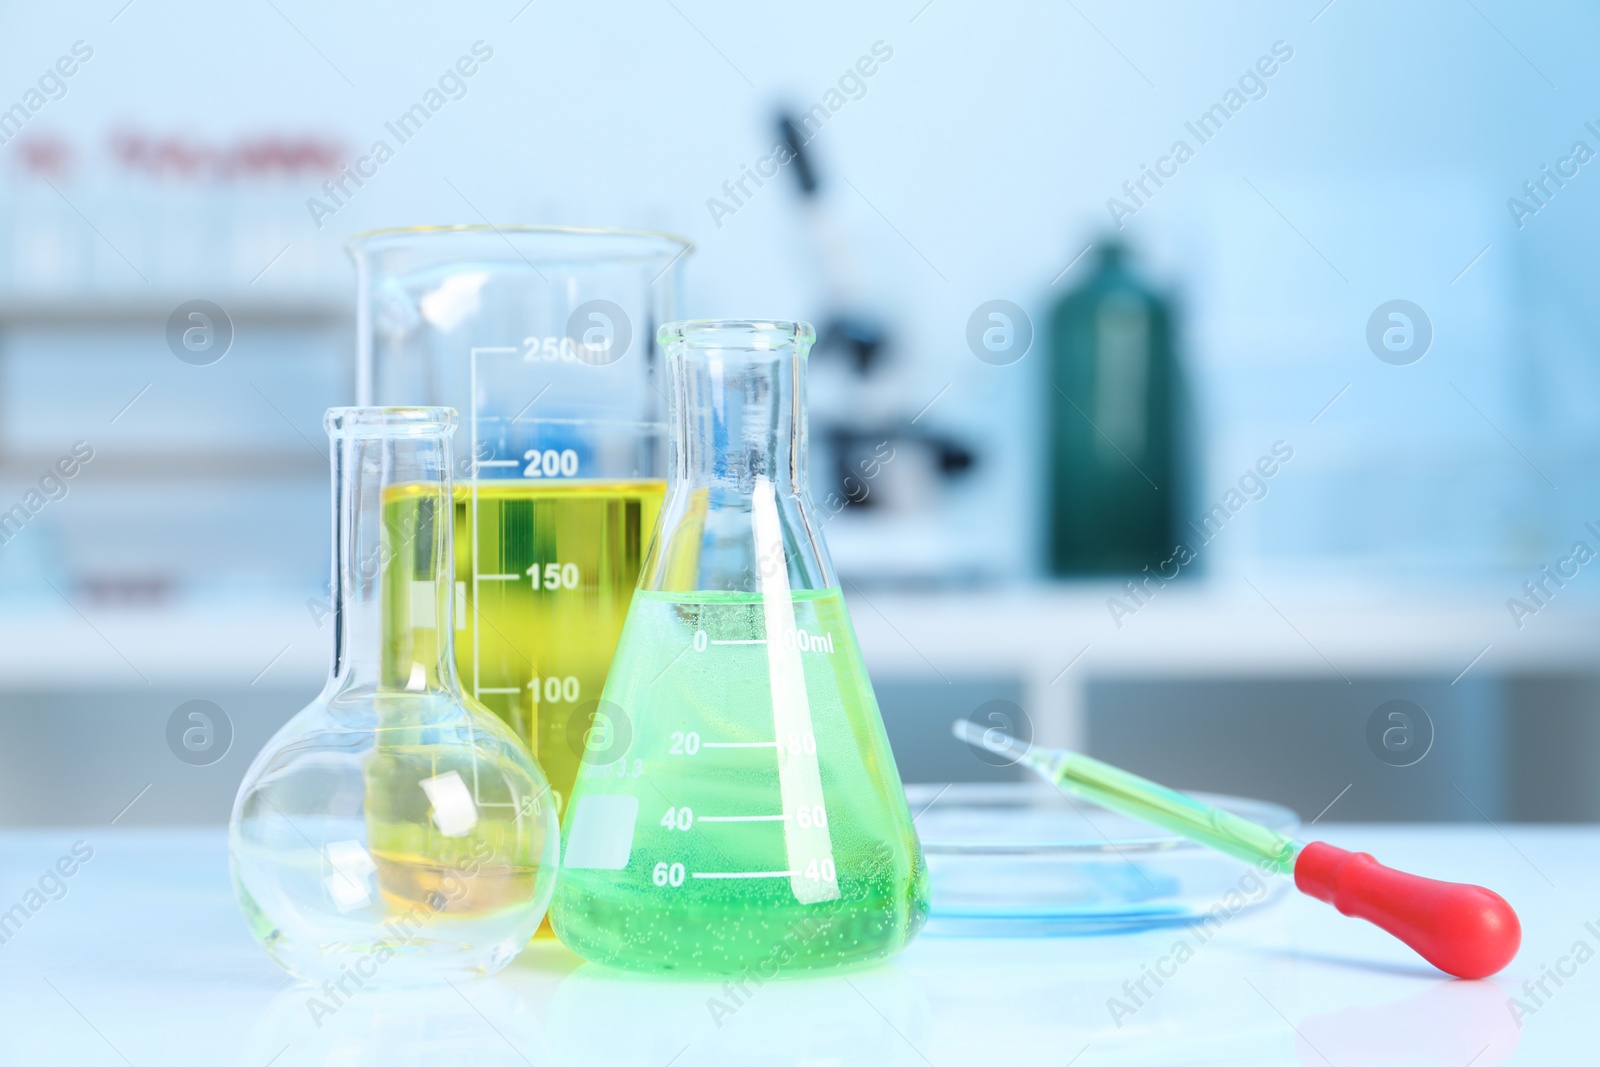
[550,588,930,975]
[1053,752,1301,873]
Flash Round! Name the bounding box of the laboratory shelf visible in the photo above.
[843,582,1600,750]
[3,580,1596,701]
[0,296,347,327]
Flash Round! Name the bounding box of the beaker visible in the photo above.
[550,320,930,975]
[229,407,558,984]
[350,226,690,814]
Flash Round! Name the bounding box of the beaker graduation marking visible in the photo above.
[468,348,530,730]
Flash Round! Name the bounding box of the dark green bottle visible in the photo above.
[1046,241,1181,575]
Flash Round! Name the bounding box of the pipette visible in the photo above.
[952,720,1520,979]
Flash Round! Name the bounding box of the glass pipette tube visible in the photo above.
[952,720,1300,873]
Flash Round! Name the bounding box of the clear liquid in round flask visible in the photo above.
[229,407,559,985]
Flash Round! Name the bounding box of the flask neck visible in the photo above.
[325,408,462,697]
[646,321,835,594]
[670,344,807,496]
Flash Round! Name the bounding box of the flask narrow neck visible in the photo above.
[671,344,807,496]
[326,409,460,696]
[645,321,834,594]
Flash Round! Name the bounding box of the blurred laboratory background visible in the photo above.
[2,0,1598,827]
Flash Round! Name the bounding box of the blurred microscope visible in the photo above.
[774,111,980,586]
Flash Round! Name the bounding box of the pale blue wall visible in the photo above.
[1,0,1597,585]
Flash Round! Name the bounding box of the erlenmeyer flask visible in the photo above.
[550,320,930,975]
[229,407,558,984]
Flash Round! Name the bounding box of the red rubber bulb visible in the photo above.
[1294,841,1521,979]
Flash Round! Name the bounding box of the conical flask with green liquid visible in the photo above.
[550,319,929,975]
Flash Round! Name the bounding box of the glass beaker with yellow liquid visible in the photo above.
[352,226,689,817]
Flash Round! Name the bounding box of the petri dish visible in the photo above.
[908,781,1299,936]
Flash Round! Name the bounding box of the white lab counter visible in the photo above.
[0,824,1587,1065]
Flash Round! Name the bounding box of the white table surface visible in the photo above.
[0,825,1589,1066]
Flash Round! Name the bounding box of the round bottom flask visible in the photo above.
[229,407,558,985]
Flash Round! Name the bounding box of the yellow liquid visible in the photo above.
[368,486,593,929]
[360,700,552,916]
[440,479,665,812]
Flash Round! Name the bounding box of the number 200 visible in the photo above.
[523,448,578,478]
